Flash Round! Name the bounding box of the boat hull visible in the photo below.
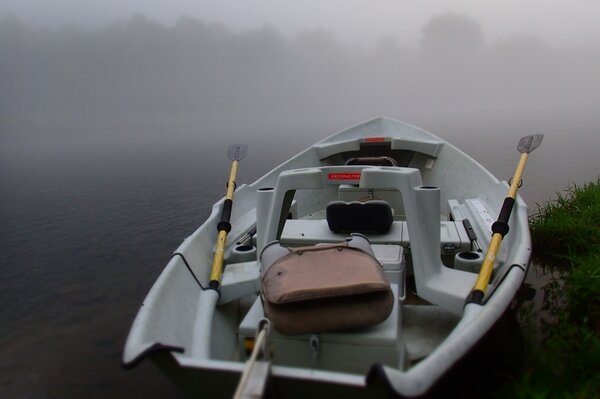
[123,117,532,397]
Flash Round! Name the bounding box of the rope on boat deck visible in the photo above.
[233,319,272,399]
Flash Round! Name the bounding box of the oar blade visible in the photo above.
[517,134,544,154]
[228,144,248,161]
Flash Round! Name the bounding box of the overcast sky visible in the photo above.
[3,0,600,46]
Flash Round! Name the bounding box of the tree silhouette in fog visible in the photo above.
[420,13,484,62]
[1,13,599,139]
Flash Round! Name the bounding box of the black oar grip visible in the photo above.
[491,197,515,237]
[217,199,233,233]
[465,289,485,305]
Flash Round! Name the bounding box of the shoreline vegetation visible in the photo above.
[510,179,600,398]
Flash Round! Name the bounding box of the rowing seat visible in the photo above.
[260,234,394,335]
[345,156,398,167]
[326,200,393,234]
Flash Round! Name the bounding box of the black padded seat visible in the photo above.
[326,200,393,234]
[346,156,398,167]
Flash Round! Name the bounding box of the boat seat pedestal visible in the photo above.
[238,284,402,374]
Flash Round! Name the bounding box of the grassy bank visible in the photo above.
[510,180,600,398]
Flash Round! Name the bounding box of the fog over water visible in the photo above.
[2,10,599,204]
[4,0,600,46]
[1,5,600,398]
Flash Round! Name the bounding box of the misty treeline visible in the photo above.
[1,13,599,137]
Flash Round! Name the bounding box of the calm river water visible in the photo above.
[1,117,598,398]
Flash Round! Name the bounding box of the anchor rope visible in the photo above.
[233,326,269,399]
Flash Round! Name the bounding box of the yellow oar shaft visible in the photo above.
[209,158,241,289]
[472,152,529,294]
[473,233,503,292]
[225,160,239,200]
[466,144,541,306]
[210,230,229,283]
[508,153,528,199]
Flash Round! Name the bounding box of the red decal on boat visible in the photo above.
[364,137,386,143]
[328,172,362,180]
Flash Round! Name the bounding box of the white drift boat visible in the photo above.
[123,117,542,398]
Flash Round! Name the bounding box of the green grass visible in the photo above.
[529,179,600,266]
[507,179,600,398]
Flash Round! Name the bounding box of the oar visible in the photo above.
[193,145,247,359]
[466,134,543,305]
[209,144,248,290]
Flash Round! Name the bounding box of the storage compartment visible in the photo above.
[372,244,406,300]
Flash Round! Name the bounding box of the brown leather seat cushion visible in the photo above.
[261,236,394,335]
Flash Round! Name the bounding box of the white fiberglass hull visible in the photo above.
[123,117,531,397]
